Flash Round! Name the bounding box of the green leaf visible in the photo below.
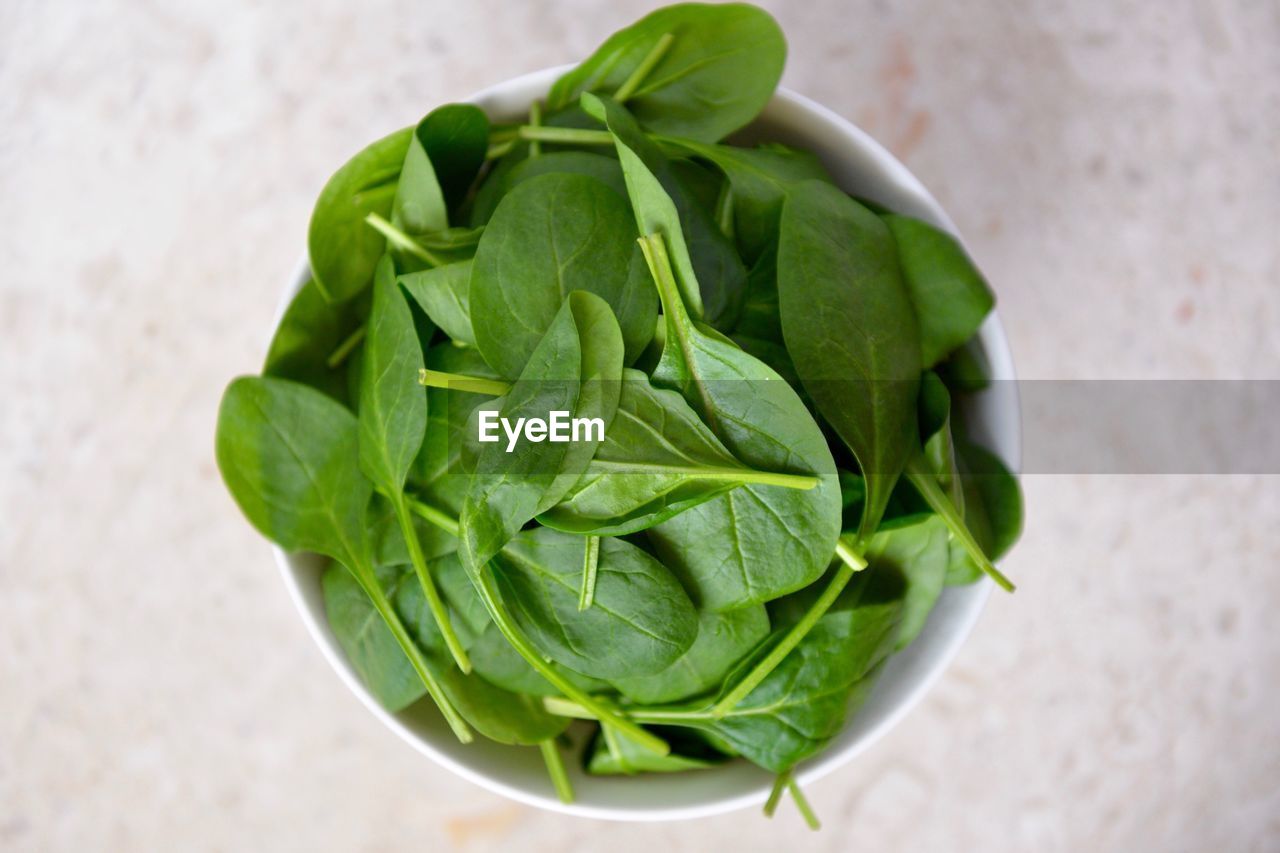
[460,291,623,571]
[883,214,994,368]
[357,257,427,492]
[548,3,786,143]
[946,440,1023,584]
[539,369,815,535]
[583,93,747,328]
[777,181,922,540]
[863,514,950,650]
[469,151,629,225]
[470,172,657,378]
[612,604,769,704]
[324,562,566,745]
[704,593,902,772]
[263,278,370,405]
[322,562,424,712]
[215,376,371,569]
[400,260,476,346]
[492,528,698,679]
[308,126,412,303]
[659,138,834,264]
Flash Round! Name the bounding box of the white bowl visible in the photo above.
[273,66,1021,822]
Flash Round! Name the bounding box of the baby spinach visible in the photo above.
[583,94,747,327]
[308,127,412,302]
[264,277,369,405]
[612,604,769,704]
[215,375,471,741]
[469,172,656,378]
[548,3,786,143]
[540,368,818,536]
[883,213,994,368]
[399,261,475,346]
[221,2,1023,810]
[777,180,921,541]
[357,257,470,669]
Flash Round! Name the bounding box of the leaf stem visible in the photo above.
[486,140,515,160]
[788,777,821,830]
[351,563,473,743]
[764,769,790,817]
[614,32,674,103]
[405,498,669,755]
[325,325,366,368]
[588,460,817,490]
[364,212,446,266]
[418,368,511,397]
[528,100,543,158]
[390,491,471,672]
[711,537,868,717]
[714,185,735,240]
[578,535,600,611]
[516,126,614,146]
[905,455,1016,592]
[539,739,574,803]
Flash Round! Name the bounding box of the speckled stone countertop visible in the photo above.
[2,1,1277,850]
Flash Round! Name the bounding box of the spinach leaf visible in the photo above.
[469,151,629,225]
[470,172,656,378]
[215,375,472,741]
[492,528,698,679]
[264,277,369,405]
[430,551,610,696]
[358,256,469,670]
[582,94,747,327]
[946,440,1023,584]
[863,514,949,650]
[460,291,623,570]
[777,180,921,540]
[324,561,566,745]
[308,126,412,303]
[883,213,994,368]
[539,368,818,536]
[659,138,834,264]
[591,95,840,610]
[548,3,786,143]
[399,260,476,346]
[612,604,769,704]
[322,562,425,712]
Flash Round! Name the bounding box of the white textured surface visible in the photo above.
[2,1,1278,850]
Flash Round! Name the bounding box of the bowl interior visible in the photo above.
[275,66,1021,821]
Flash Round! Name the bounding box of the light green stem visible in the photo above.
[528,100,543,158]
[578,535,600,611]
[714,185,735,240]
[588,460,816,490]
[390,491,471,672]
[539,739,574,803]
[516,126,614,146]
[711,538,868,717]
[764,769,790,817]
[351,563,473,743]
[325,325,366,369]
[364,212,446,266]
[418,368,511,397]
[614,32,675,103]
[906,454,1016,592]
[486,139,515,160]
[405,498,670,755]
[789,777,821,830]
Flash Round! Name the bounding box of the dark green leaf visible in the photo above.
[549,3,786,143]
[308,127,412,303]
[777,181,921,539]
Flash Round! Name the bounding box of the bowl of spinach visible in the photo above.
[216,2,1022,825]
